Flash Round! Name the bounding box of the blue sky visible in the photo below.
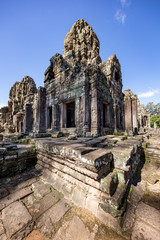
[0,0,160,107]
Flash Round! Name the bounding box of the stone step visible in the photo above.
[2,201,33,239]
[0,186,33,211]
[81,149,113,170]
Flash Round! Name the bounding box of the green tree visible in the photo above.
[145,102,160,128]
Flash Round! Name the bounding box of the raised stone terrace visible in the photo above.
[0,133,160,240]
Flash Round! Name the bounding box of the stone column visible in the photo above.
[124,97,132,135]
[24,104,32,133]
[60,103,63,130]
[75,97,82,134]
[83,94,90,134]
[131,97,138,134]
[113,104,117,133]
[91,87,98,135]
[60,103,67,130]
[53,104,60,131]
[36,87,46,133]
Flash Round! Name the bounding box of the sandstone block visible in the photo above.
[131,220,160,240]
[0,220,4,235]
[2,201,33,239]
[37,198,71,232]
[0,186,33,210]
[53,216,95,240]
[136,202,160,231]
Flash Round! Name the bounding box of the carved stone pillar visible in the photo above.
[83,94,89,134]
[53,104,60,131]
[132,97,138,134]
[91,87,98,135]
[124,97,133,135]
[24,104,32,133]
[113,104,117,133]
[36,87,46,133]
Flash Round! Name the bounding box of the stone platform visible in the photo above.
[0,168,126,240]
[35,135,144,225]
[0,134,160,240]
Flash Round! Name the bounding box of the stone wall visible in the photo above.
[35,136,144,227]
[124,89,150,135]
[0,76,37,134]
[0,143,37,178]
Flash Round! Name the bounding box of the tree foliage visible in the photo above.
[145,102,160,128]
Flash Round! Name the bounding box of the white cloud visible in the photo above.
[120,0,131,7]
[115,10,126,24]
[138,90,159,98]
[0,103,7,108]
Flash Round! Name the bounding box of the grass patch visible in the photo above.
[114,132,125,136]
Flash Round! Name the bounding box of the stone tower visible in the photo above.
[44,19,124,136]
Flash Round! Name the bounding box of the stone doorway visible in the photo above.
[66,101,75,128]
[103,103,110,128]
[48,107,52,129]
[21,122,23,132]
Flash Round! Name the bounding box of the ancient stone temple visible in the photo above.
[1,20,159,240]
[0,19,125,136]
[124,89,150,135]
[44,19,124,136]
[0,76,37,134]
[0,19,150,136]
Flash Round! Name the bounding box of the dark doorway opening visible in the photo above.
[17,122,19,132]
[103,104,107,127]
[103,103,110,128]
[115,71,120,81]
[48,107,52,129]
[67,101,75,128]
[21,122,23,132]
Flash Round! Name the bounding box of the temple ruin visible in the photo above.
[123,89,150,135]
[0,19,150,136]
[0,19,159,240]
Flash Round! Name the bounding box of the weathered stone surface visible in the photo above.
[27,192,60,220]
[0,187,9,199]
[123,89,150,135]
[37,198,71,237]
[0,220,4,235]
[63,19,101,65]
[131,220,160,240]
[32,181,52,199]
[122,202,136,233]
[2,201,33,239]
[35,134,146,222]
[0,234,7,240]
[135,202,160,231]
[53,216,96,240]
[97,207,121,232]
[26,230,50,240]
[0,186,33,210]
[81,148,112,170]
